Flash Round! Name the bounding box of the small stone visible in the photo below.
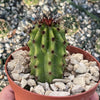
[43,5,49,14]
[88,61,97,67]
[67,82,74,88]
[64,72,71,77]
[11,73,22,81]
[11,62,25,74]
[87,25,91,29]
[50,84,58,91]
[89,66,99,76]
[96,29,100,34]
[0,74,4,80]
[85,85,92,91]
[78,16,82,20]
[44,82,50,90]
[67,65,74,71]
[90,81,97,87]
[93,71,99,78]
[84,73,92,80]
[54,82,66,90]
[14,81,21,86]
[75,63,87,74]
[29,75,34,79]
[48,91,70,96]
[52,79,70,83]
[68,75,74,81]
[84,73,92,85]
[85,78,91,85]
[28,79,36,87]
[92,76,99,82]
[73,64,80,71]
[94,66,99,71]
[19,74,30,79]
[71,53,83,62]
[11,50,29,59]
[38,82,50,90]
[21,78,27,88]
[71,71,76,76]
[70,59,79,65]
[97,10,100,14]
[73,76,85,87]
[33,85,45,95]
[30,87,34,92]
[71,85,85,94]
[0,49,4,54]
[80,60,88,65]
[45,90,53,96]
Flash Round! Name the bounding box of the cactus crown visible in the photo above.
[28,2,68,83]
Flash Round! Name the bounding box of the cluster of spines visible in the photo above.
[28,20,68,83]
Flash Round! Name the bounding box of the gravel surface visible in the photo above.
[0,0,100,97]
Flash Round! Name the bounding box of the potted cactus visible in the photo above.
[5,1,100,100]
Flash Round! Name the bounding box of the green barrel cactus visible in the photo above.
[28,18,68,83]
[95,38,100,54]
[0,19,10,38]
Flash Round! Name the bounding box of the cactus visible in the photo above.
[61,14,80,35]
[88,0,99,3]
[0,19,10,38]
[95,38,100,54]
[23,0,39,6]
[28,18,68,83]
[23,0,62,6]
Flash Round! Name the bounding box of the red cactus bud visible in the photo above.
[42,45,45,48]
[49,72,52,75]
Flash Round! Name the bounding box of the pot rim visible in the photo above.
[5,46,100,98]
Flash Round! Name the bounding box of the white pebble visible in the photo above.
[30,87,34,92]
[54,82,66,90]
[11,73,22,81]
[50,84,58,91]
[33,85,45,95]
[28,79,36,87]
[52,79,70,83]
[71,85,85,94]
[21,78,27,88]
[73,76,85,87]
[45,90,53,96]
[76,63,87,74]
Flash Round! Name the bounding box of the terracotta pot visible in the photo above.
[5,46,100,100]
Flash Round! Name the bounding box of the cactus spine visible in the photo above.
[28,19,68,83]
